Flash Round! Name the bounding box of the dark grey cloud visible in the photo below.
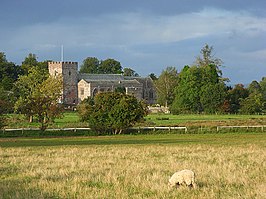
[1,0,265,26]
[1,0,266,84]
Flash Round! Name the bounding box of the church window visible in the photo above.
[80,88,84,95]
[149,90,154,99]
[93,88,98,97]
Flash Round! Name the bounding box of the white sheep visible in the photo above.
[169,169,196,188]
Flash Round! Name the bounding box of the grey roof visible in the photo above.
[81,79,142,85]
[78,73,124,81]
[78,73,154,87]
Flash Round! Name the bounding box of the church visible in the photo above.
[48,61,156,107]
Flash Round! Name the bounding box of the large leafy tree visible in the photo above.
[98,58,123,74]
[79,57,100,73]
[123,67,139,77]
[80,57,123,74]
[239,80,265,114]
[21,53,49,75]
[0,52,22,112]
[248,80,261,94]
[260,77,266,100]
[171,66,202,113]
[0,52,22,90]
[0,99,6,129]
[149,73,158,81]
[227,84,249,113]
[15,67,63,130]
[200,64,226,113]
[171,45,227,114]
[154,66,178,107]
[21,53,38,74]
[239,93,265,114]
[77,92,147,134]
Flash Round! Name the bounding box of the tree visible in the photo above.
[123,67,139,77]
[154,67,178,107]
[238,79,265,114]
[248,80,261,94]
[77,92,147,134]
[21,53,38,74]
[200,83,226,113]
[171,64,227,114]
[15,67,63,130]
[199,64,226,113]
[0,52,23,112]
[239,93,265,114]
[99,58,123,74]
[195,44,223,75]
[171,45,227,114]
[79,57,100,73]
[149,73,158,80]
[114,86,126,94]
[227,84,249,113]
[260,77,266,100]
[171,66,202,114]
[0,52,22,91]
[0,98,6,129]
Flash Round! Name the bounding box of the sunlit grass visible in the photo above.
[1,133,265,198]
[5,112,266,129]
[146,114,266,127]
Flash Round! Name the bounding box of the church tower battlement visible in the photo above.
[48,61,78,106]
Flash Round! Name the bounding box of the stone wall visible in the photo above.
[48,62,78,106]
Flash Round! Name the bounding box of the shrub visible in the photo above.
[77,92,147,134]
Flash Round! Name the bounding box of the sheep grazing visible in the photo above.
[169,169,196,188]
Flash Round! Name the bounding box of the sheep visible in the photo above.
[169,169,196,188]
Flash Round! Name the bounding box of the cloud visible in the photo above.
[7,7,266,51]
[2,6,266,83]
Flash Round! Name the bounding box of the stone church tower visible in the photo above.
[48,62,78,106]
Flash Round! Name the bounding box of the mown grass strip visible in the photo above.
[0,133,265,148]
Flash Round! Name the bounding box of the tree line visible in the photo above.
[0,44,265,130]
[154,44,266,114]
[0,52,143,130]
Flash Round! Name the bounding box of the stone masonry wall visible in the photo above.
[48,62,78,106]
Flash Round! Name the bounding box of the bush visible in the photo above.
[77,92,147,134]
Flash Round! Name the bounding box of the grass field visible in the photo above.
[4,112,266,129]
[146,114,266,127]
[1,133,265,198]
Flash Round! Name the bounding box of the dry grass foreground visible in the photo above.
[0,134,266,199]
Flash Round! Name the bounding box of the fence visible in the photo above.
[2,126,188,133]
[128,126,188,133]
[2,125,266,134]
[216,125,266,132]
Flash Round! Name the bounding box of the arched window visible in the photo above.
[92,88,98,97]
[149,90,154,99]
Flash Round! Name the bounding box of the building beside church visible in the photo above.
[48,61,156,106]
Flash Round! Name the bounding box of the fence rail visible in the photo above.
[2,125,266,133]
[2,126,188,132]
[216,125,266,132]
[128,126,188,132]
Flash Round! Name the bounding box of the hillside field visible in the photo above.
[0,133,265,198]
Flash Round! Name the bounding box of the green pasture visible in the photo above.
[4,112,266,129]
[0,133,265,148]
[145,113,266,126]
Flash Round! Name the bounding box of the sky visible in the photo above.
[1,0,266,85]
